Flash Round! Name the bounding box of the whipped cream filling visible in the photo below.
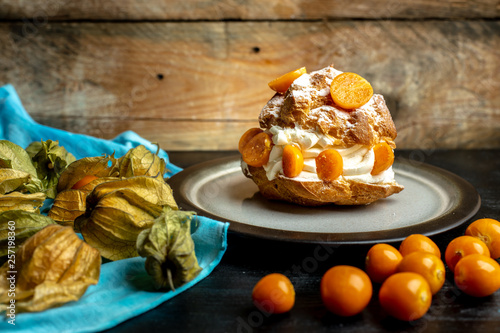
[262,125,395,184]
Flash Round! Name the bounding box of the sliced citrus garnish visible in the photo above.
[238,128,263,153]
[268,67,307,93]
[282,144,304,178]
[371,142,394,175]
[240,132,273,167]
[315,149,343,181]
[330,72,373,109]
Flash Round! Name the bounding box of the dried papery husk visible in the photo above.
[117,145,167,179]
[0,224,100,313]
[0,140,44,194]
[48,176,120,226]
[0,169,31,194]
[56,155,118,192]
[0,192,46,213]
[74,176,178,260]
[136,207,201,290]
[47,189,87,227]
[0,140,38,179]
[75,189,164,260]
[89,176,178,210]
[0,210,56,257]
[77,176,120,196]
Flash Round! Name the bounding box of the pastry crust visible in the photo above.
[244,164,404,206]
[243,65,404,206]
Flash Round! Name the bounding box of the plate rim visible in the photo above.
[168,155,481,244]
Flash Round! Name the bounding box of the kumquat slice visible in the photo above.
[315,149,343,181]
[282,144,304,178]
[268,67,307,93]
[238,128,264,153]
[371,142,394,176]
[330,72,373,110]
[240,132,273,167]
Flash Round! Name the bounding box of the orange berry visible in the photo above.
[397,252,446,295]
[268,67,307,93]
[240,132,273,167]
[238,128,263,153]
[282,145,304,178]
[445,235,490,272]
[321,265,372,316]
[315,149,343,181]
[465,218,500,259]
[71,175,99,190]
[365,243,403,283]
[399,234,441,258]
[371,142,394,175]
[379,272,432,321]
[330,72,374,110]
[252,273,295,314]
[454,254,500,297]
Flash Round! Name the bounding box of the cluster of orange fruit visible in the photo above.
[252,218,500,321]
[239,128,394,179]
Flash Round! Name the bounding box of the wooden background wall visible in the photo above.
[0,0,499,151]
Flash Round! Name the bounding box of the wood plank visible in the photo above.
[1,20,499,150]
[30,116,259,151]
[1,21,276,120]
[0,0,498,20]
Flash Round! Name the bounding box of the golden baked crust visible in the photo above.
[244,164,404,206]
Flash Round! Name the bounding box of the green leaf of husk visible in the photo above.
[136,207,202,290]
[0,140,45,194]
[0,168,31,194]
[0,140,38,178]
[0,192,46,213]
[26,140,76,199]
[0,210,57,257]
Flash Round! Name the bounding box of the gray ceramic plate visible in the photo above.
[169,156,481,244]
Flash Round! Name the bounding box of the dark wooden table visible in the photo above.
[106,149,500,333]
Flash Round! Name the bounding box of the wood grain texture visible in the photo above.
[0,0,498,20]
[31,116,259,151]
[0,20,499,150]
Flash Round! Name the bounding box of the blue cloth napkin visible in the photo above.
[0,84,229,333]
